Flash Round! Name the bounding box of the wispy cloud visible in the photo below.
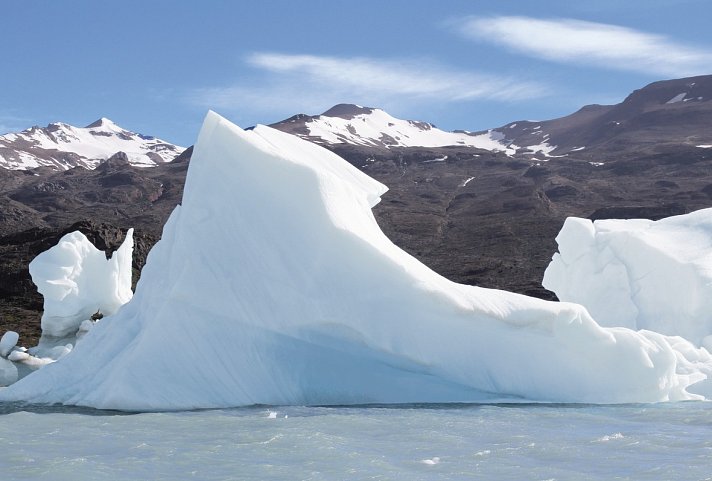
[186,52,547,120]
[453,16,712,77]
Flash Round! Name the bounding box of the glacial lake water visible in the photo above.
[0,402,710,480]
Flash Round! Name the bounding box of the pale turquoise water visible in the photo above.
[0,402,710,480]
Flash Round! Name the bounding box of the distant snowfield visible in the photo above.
[301,107,561,156]
[2,112,712,410]
[0,118,184,170]
[306,108,516,152]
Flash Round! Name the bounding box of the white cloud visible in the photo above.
[455,16,712,77]
[186,52,547,120]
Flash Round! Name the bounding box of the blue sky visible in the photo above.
[2,0,712,146]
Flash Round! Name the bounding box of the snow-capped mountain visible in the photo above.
[272,75,712,161]
[270,104,555,157]
[0,118,184,170]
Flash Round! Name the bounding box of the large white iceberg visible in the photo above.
[3,112,711,410]
[543,213,712,348]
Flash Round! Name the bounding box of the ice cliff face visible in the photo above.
[2,112,711,410]
[543,212,712,348]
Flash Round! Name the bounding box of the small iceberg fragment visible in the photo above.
[0,229,134,385]
[0,331,19,358]
[543,211,712,346]
[30,229,134,340]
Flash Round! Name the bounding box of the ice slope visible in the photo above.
[29,229,134,340]
[543,212,712,348]
[0,118,184,170]
[3,112,710,410]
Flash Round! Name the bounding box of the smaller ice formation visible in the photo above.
[30,229,134,340]
[0,229,134,386]
[543,211,712,348]
[0,331,19,358]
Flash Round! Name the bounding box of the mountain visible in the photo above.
[3,74,712,344]
[486,74,712,159]
[270,103,555,157]
[272,75,712,162]
[0,118,185,170]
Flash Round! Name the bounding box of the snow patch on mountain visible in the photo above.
[666,93,687,104]
[0,118,184,170]
[304,108,516,153]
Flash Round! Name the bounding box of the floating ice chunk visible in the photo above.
[0,357,18,386]
[7,350,30,362]
[421,457,440,465]
[544,210,712,345]
[3,112,712,410]
[29,229,134,339]
[8,351,54,375]
[0,331,19,357]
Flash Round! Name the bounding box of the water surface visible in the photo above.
[0,402,710,480]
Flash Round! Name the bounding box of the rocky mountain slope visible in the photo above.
[0,118,184,170]
[3,74,712,343]
[487,75,712,159]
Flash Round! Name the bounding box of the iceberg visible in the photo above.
[29,229,134,344]
[0,230,134,384]
[3,112,711,410]
[543,213,712,348]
